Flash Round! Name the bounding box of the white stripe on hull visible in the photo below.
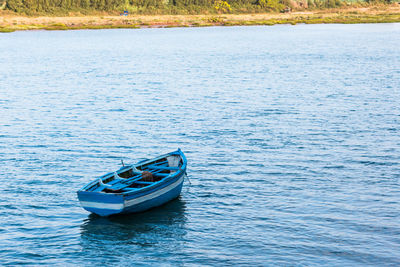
[80,201,124,210]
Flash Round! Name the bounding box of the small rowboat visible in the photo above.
[77,149,187,216]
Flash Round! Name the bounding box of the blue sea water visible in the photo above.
[0,23,400,266]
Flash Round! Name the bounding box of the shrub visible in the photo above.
[213,0,231,13]
[257,0,284,11]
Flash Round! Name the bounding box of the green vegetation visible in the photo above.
[4,0,396,15]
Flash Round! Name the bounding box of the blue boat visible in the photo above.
[77,149,187,216]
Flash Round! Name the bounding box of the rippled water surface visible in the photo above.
[1,24,400,265]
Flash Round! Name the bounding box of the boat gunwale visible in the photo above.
[77,149,187,196]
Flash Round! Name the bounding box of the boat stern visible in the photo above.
[77,191,124,216]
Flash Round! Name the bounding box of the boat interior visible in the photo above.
[86,155,183,194]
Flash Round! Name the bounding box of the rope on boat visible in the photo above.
[185,171,191,185]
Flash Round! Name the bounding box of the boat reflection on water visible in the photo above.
[79,198,187,259]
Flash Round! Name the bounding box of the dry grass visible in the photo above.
[1,4,400,32]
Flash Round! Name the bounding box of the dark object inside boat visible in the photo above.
[142,171,154,182]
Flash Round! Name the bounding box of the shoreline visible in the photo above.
[1,5,400,32]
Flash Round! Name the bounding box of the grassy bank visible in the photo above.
[1,5,400,32]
